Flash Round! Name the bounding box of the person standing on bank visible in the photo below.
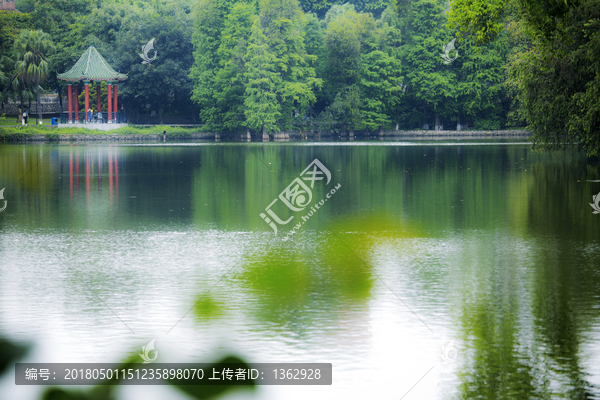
[87,108,92,123]
[23,109,28,126]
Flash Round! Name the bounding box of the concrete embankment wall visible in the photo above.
[264,129,531,139]
[309,129,531,137]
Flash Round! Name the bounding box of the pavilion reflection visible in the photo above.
[68,145,120,207]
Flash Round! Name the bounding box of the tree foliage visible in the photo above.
[0,0,578,145]
[449,0,600,155]
[244,16,282,134]
[12,30,56,123]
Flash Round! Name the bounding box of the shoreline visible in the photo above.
[0,128,531,142]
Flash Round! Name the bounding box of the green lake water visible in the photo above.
[1,140,599,399]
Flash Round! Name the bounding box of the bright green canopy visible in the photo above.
[58,46,127,82]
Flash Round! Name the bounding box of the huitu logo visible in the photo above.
[139,38,157,64]
[591,192,600,214]
[440,39,458,64]
[0,188,6,213]
[260,159,333,235]
[139,339,158,364]
[439,339,458,364]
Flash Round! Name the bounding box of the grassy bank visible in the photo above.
[0,125,205,140]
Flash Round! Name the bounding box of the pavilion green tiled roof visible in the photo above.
[58,46,127,82]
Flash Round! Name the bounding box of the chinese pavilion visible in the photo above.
[58,46,127,123]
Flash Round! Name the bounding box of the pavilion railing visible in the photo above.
[60,112,127,124]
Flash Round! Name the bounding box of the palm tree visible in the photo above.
[3,53,35,112]
[12,30,56,125]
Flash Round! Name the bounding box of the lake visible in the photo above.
[1,139,599,399]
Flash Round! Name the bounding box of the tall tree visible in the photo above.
[400,0,456,130]
[258,0,321,132]
[0,11,33,110]
[12,30,56,124]
[214,2,256,132]
[322,4,377,131]
[359,50,403,132]
[190,0,229,129]
[244,17,282,135]
[324,5,364,94]
[303,12,326,118]
[452,34,508,130]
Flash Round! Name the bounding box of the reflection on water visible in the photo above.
[0,141,599,399]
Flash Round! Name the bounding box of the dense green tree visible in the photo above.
[299,0,388,18]
[400,0,456,130]
[258,0,321,132]
[0,10,33,56]
[213,3,256,132]
[0,11,33,108]
[322,4,376,95]
[379,0,402,58]
[349,0,389,17]
[449,0,600,154]
[299,0,333,18]
[359,50,402,132]
[455,36,509,130]
[323,6,363,94]
[377,0,405,128]
[303,12,326,117]
[510,1,600,155]
[244,17,282,135]
[190,0,227,129]
[324,83,363,133]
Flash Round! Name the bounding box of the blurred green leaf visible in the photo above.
[194,295,225,321]
[0,337,29,377]
[168,355,256,399]
[41,354,140,400]
[42,387,116,400]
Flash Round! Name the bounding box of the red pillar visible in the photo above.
[84,81,90,122]
[68,84,73,123]
[96,82,101,116]
[107,82,113,123]
[74,84,79,122]
[113,84,118,123]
